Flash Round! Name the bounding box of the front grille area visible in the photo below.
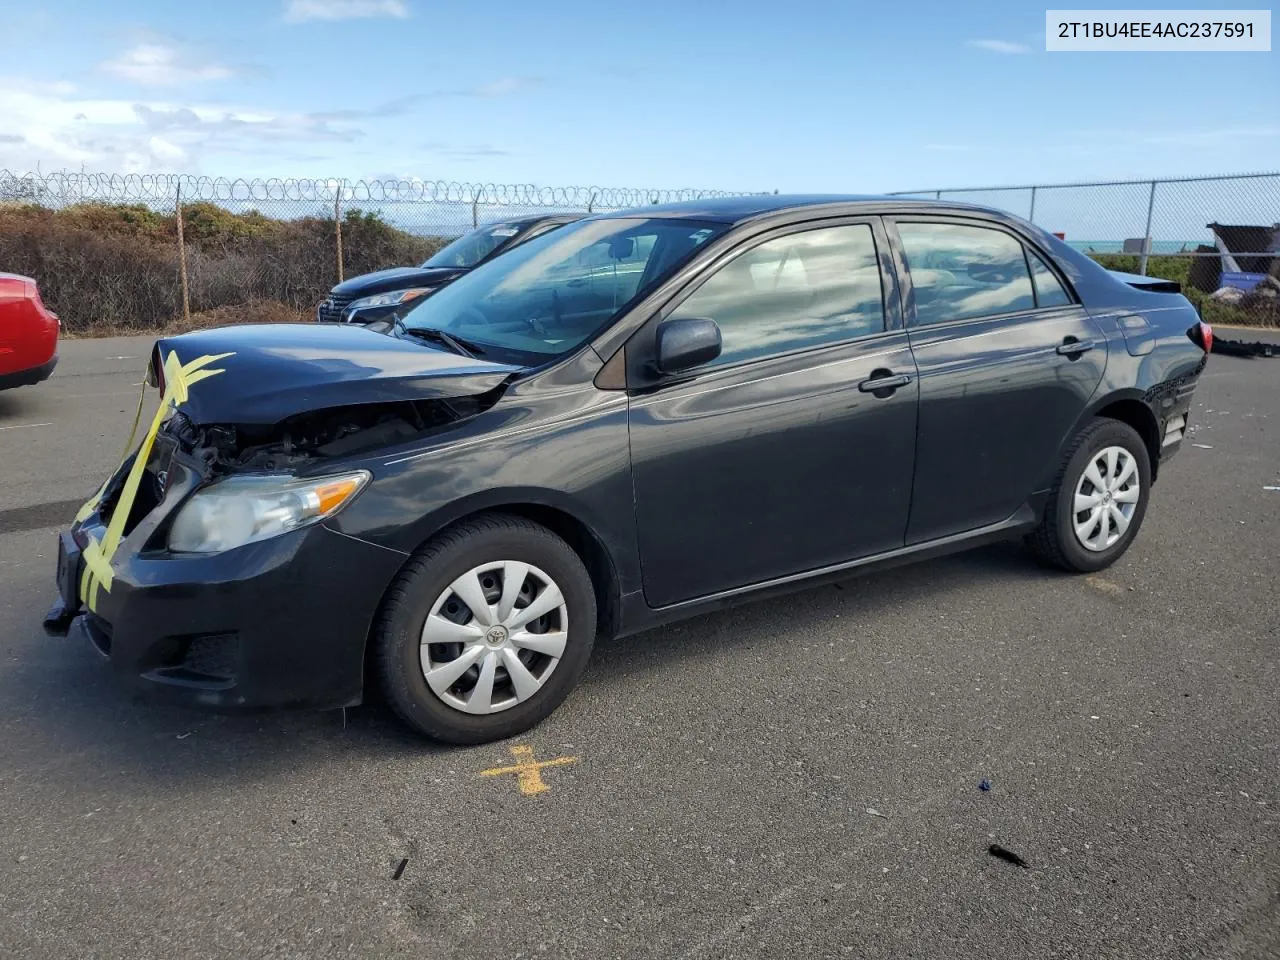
[317,293,355,323]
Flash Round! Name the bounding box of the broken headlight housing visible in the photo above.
[168,471,370,554]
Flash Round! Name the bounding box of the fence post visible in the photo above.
[1139,180,1157,276]
[334,181,344,283]
[1028,185,1037,223]
[175,182,191,325]
[472,193,479,228]
[935,190,941,200]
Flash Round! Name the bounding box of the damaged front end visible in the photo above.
[169,391,501,477]
[46,325,516,638]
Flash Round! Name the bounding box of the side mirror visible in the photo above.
[656,317,722,374]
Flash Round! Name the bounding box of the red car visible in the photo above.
[0,273,59,389]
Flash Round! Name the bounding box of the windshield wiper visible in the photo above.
[394,318,486,358]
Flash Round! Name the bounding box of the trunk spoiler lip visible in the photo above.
[1107,269,1181,294]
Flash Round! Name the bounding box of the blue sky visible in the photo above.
[0,0,1275,193]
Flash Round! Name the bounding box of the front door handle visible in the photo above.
[858,372,912,395]
[1056,337,1096,357]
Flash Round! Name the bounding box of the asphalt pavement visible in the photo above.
[1,335,1277,959]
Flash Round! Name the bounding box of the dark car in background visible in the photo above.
[48,196,1211,745]
[316,214,581,324]
[0,272,59,390]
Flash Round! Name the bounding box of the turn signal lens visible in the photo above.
[314,476,366,514]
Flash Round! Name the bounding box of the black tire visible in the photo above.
[374,514,597,744]
[1028,417,1152,573]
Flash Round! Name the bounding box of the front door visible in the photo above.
[890,218,1108,543]
[626,219,920,608]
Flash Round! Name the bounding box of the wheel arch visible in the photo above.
[1064,388,1162,483]
[386,487,624,639]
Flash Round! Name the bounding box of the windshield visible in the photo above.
[422,222,529,268]
[401,218,727,361]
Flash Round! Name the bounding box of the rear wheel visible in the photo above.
[374,514,596,744]
[1028,418,1151,573]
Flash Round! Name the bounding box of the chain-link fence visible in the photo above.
[4,168,1276,332]
[890,172,1280,326]
[0,170,757,333]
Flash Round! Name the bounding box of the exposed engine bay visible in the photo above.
[165,392,500,475]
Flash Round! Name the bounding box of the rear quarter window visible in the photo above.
[1027,249,1072,308]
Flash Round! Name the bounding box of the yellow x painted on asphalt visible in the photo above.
[480,745,578,796]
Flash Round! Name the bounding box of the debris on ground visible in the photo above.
[1212,337,1276,359]
[979,779,992,792]
[988,844,1030,869]
[864,807,887,819]
[392,857,409,881]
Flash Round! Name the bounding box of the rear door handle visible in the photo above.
[1057,338,1096,357]
[858,372,912,394]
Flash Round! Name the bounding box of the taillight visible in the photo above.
[1187,321,1213,354]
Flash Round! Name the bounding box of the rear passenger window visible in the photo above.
[1027,249,1071,307]
[670,224,886,367]
[898,223,1036,325]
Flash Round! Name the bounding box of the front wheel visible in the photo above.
[1028,418,1152,573]
[374,515,597,744]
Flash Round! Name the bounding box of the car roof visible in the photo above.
[595,194,1001,224]
[497,213,584,228]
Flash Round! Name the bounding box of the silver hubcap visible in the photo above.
[420,561,568,715]
[1072,445,1141,552]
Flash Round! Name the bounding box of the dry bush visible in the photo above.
[0,202,447,336]
[180,300,310,332]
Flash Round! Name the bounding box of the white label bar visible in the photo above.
[1046,10,1271,50]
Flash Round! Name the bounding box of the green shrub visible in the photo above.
[1087,252,1276,328]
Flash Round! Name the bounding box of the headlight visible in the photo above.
[347,288,431,311]
[168,471,370,554]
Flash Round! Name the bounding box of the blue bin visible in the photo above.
[1220,271,1269,291]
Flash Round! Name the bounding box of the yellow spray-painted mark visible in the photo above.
[1085,575,1126,598]
[479,745,578,796]
[75,349,234,613]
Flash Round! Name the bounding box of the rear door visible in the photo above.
[626,217,920,607]
[888,218,1107,543]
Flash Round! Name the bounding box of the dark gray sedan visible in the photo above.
[48,195,1210,744]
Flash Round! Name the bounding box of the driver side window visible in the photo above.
[669,224,886,367]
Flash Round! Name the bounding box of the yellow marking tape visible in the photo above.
[74,349,234,613]
[479,744,578,796]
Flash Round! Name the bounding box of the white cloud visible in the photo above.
[101,44,234,86]
[283,0,409,22]
[0,77,368,174]
[472,77,538,97]
[967,39,1030,54]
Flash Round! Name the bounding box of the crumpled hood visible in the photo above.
[153,323,519,425]
[329,266,465,298]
